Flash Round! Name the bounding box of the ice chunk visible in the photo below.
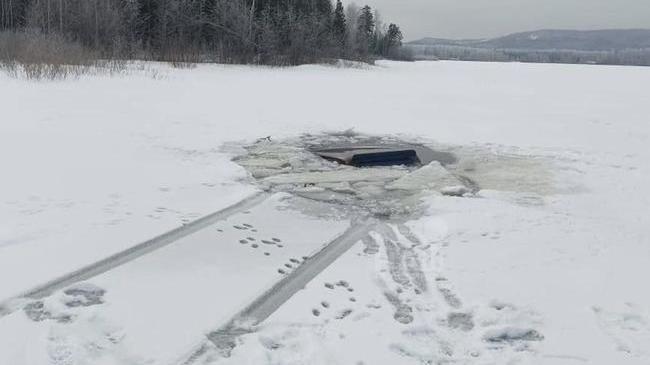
[317,182,356,194]
[352,182,387,197]
[249,168,288,179]
[294,186,327,193]
[236,158,291,169]
[441,185,471,197]
[386,161,463,192]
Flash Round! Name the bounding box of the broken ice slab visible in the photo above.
[317,182,356,194]
[386,161,464,192]
[235,158,291,170]
[263,168,406,186]
[441,185,472,197]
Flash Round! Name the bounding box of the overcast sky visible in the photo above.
[360,0,650,40]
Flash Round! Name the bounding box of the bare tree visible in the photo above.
[344,1,359,57]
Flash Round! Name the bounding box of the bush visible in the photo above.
[0,30,125,80]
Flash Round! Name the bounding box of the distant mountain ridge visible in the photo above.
[410,29,650,51]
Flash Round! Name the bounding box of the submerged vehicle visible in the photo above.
[311,145,420,167]
[310,142,456,168]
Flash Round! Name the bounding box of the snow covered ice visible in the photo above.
[1,60,650,364]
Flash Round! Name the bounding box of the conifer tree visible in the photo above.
[383,23,403,57]
[355,5,374,60]
[137,0,161,50]
[332,0,346,55]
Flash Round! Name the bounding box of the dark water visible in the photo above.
[309,138,457,167]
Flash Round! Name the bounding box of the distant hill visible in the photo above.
[410,29,650,52]
[407,29,650,66]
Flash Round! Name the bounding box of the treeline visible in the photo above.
[408,44,650,67]
[0,0,410,65]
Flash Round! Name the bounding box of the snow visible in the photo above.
[82,194,347,364]
[1,60,650,364]
[1,193,350,364]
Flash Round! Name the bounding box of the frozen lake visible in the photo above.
[1,60,649,364]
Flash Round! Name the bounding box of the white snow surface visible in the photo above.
[1,60,650,364]
[0,193,349,365]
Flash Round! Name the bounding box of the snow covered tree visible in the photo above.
[331,0,346,56]
[344,2,358,56]
[383,23,402,58]
[355,4,373,61]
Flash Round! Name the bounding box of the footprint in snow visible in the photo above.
[483,327,544,343]
[447,312,475,331]
[24,301,72,323]
[63,283,107,308]
[592,304,650,357]
[336,309,353,319]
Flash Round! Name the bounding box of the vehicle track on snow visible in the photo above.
[0,192,269,318]
[176,220,375,365]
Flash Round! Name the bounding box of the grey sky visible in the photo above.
[360,0,650,40]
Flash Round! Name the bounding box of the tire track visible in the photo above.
[175,219,375,365]
[0,191,269,318]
